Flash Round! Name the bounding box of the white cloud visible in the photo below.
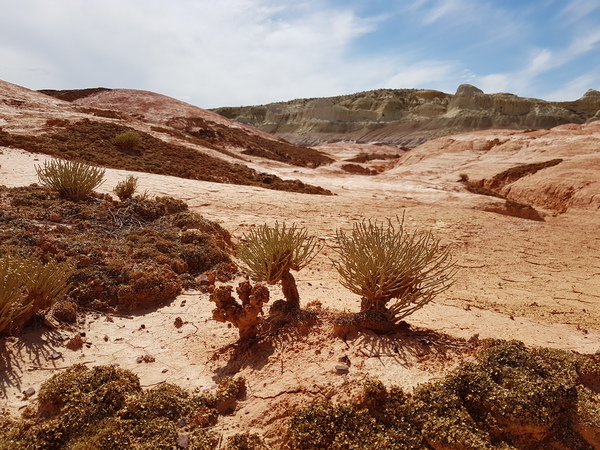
[560,0,600,23]
[546,73,600,101]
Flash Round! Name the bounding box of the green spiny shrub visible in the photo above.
[237,222,321,309]
[36,159,105,201]
[113,175,139,200]
[0,252,75,335]
[332,218,454,324]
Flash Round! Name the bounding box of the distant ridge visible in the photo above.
[212,85,600,147]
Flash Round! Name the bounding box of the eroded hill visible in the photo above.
[213,84,600,147]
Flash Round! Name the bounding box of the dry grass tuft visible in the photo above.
[35,159,105,201]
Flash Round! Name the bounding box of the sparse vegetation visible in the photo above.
[237,222,321,310]
[288,340,600,449]
[345,152,401,163]
[113,174,139,200]
[492,158,563,184]
[35,159,106,201]
[332,218,454,330]
[0,364,245,449]
[0,185,234,312]
[0,252,75,335]
[0,120,333,195]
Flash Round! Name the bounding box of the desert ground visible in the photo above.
[1,140,599,445]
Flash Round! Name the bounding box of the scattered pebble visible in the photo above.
[49,351,62,360]
[177,434,190,448]
[162,368,168,373]
[177,418,188,428]
[335,364,349,372]
[23,388,35,398]
[103,335,109,342]
[174,317,184,328]
[137,355,156,364]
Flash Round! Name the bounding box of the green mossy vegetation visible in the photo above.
[0,365,245,449]
[0,185,234,312]
[289,340,600,449]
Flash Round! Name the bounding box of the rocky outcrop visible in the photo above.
[213,85,600,147]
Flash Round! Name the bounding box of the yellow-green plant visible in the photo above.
[0,253,75,335]
[114,130,142,152]
[332,218,455,323]
[113,174,139,200]
[36,159,106,201]
[237,222,321,309]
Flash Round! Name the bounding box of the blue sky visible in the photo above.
[1,0,599,108]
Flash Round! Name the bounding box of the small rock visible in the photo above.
[136,356,144,364]
[162,368,168,373]
[177,418,188,428]
[338,355,350,365]
[79,332,86,337]
[103,335,109,342]
[139,324,146,330]
[419,338,431,345]
[335,365,349,372]
[177,434,190,448]
[174,317,184,328]
[23,387,35,397]
[49,351,62,360]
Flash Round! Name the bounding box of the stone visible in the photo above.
[177,434,190,448]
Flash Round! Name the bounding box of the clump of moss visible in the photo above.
[225,432,267,449]
[289,341,600,449]
[0,365,246,449]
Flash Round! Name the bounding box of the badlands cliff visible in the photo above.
[213,84,600,147]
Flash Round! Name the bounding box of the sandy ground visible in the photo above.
[1,147,600,444]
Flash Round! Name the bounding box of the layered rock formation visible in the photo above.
[213,85,600,147]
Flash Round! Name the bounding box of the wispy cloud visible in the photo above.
[0,0,598,106]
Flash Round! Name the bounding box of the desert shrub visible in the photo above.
[114,130,142,152]
[0,252,75,335]
[0,254,28,335]
[36,159,106,201]
[237,222,321,309]
[332,218,454,325]
[113,174,139,200]
[210,281,270,340]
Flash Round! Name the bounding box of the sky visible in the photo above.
[1,0,600,109]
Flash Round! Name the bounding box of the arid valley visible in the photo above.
[1,80,600,448]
